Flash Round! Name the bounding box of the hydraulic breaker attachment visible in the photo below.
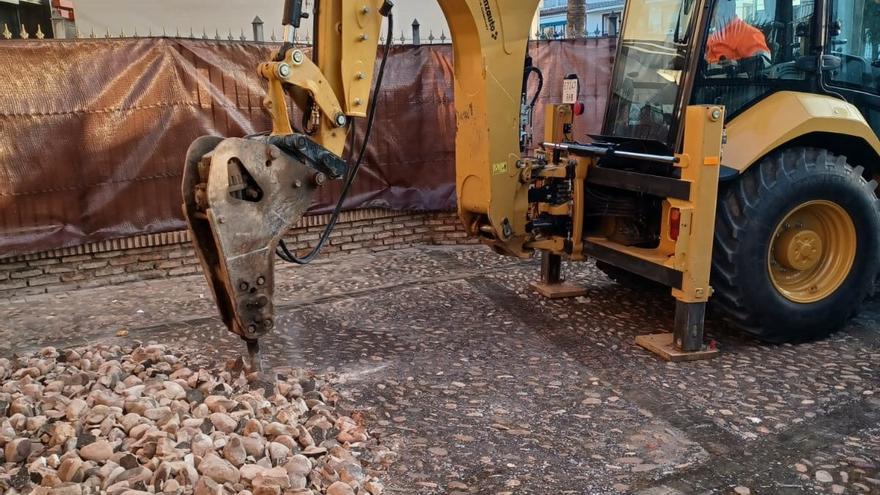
[182,0,548,368]
[181,0,392,370]
[182,136,323,370]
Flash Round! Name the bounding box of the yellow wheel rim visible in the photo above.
[768,200,856,304]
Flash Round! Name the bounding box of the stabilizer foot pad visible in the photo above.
[530,281,588,299]
[635,333,719,362]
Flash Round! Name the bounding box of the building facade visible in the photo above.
[538,0,624,38]
[1,0,76,38]
[586,0,623,37]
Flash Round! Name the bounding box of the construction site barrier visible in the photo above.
[0,37,615,258]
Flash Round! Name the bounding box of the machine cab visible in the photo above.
[603,0,880,148]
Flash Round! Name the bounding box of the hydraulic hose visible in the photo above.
[276,2,394,265]
[527,66,544,110]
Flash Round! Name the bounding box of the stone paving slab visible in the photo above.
[1,245,879,494]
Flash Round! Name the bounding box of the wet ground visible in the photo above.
[2,245,879,494]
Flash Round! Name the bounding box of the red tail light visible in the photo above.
[669,208,682,241]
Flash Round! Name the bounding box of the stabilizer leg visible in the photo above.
[635,106,726,362]
[530,252,587,299]
[635,301,718,362]
[673,300,707,352]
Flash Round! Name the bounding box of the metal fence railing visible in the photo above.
[3,17,619,44]
[2,17,449,45]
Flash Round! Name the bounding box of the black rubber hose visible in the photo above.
[527,66,544,110]
[276,6,394,265]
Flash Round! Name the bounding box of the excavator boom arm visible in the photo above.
[181,0,541,366]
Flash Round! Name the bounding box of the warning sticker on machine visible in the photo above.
[492,161,508,175]
[562,79,579,105]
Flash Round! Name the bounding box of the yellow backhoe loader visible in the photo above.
[182,0,880,366]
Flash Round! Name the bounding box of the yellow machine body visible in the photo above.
[723,91,880,173]
[436,0,541,258]
[183,0,731,364]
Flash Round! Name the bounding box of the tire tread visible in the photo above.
[712,147,880,341]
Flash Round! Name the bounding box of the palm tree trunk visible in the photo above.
[566,0,586,38]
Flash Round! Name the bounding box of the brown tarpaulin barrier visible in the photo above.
[0,37,615,258]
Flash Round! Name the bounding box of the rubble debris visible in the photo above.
[0,344,389,494]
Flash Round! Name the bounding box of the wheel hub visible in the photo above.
[768,200,856,304]
[775,229,823,271]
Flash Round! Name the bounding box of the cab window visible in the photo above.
[827,0,880,92]
[691,0,815,117]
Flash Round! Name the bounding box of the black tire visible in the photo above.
[712,147,880,342]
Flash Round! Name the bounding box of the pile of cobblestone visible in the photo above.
[0,343,392,494]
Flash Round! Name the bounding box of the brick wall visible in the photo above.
[0,209,472,300]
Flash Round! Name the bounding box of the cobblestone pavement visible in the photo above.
[2,245,879,494]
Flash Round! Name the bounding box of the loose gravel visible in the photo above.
[0,343,392,494]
